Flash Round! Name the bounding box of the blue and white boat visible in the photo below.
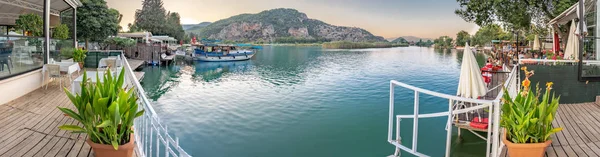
[193,44,257,62]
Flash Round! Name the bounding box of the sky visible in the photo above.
[105,0,479,39]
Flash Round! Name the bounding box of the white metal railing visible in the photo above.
[519,58,600,65]
[388,66,519,157]
[120,52,191,157]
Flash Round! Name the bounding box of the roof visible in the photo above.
[151,36,177,41]
[548,0,595,25]
[0,0,82,25]
[118,32,153,38]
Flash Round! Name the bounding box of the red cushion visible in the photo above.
[470,117,489,129]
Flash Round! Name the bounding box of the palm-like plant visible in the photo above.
[58,69,144,150]
[500,67,562,143]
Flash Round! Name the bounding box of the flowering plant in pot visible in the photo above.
[58,68,144,157]
[500,67,562,157]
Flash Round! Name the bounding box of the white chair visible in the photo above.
[98,58,117,72]
[45,64,66,89]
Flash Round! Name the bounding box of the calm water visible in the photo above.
[141,46,488,157]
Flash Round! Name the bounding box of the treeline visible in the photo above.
[273,37,331,44]
[322,41,408,49]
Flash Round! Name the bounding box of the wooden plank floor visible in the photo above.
[0,80,139,157]
[500,102,600,157]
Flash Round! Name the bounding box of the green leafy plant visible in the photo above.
[53,24,70,40]
[73,48,87,63]
[60,47,75,59]
[58,69,144,150]
[15,13,43,36]
[500,67,562,143]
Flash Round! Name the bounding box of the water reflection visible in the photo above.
[192,61,253,82]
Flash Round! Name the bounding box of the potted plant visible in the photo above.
[500,67,562,157]
[73,48,87,68]
[58,69,144,157]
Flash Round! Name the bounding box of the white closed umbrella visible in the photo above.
[533,35,541,50]
[564,20,579,60]
[457,42,487,99]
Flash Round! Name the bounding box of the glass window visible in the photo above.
[0,26,6,35]
[0,37,45,79]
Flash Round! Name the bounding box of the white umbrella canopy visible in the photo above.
[533,35,541,50]
[564,20,579,60]
[457,43,488,99]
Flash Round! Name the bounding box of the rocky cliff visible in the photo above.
[193,8,386,42]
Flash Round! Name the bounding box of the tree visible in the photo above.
[456,30,470,46]
[135,0,167,35]
[434,36,453,49]
[471,24,512,47]
[15,13,43,36]
[77,0,120,49]
[455,0,577,45]
[127,23,143,32]
[166,12,185,40]
[52,24,70,40]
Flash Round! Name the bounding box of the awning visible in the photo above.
[0,0,82,25]
[548,0,595,26]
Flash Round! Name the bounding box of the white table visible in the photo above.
[71,71,116,94]
[42,62,80,84]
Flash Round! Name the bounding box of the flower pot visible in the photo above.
[503,130,551,157]
[78,62,84,69]
[86,133,135,157]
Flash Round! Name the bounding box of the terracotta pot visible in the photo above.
[503,130,551,157]
[86,133,135,157]
[78,62,84,69]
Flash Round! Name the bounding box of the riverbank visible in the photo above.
[322,41,408,49]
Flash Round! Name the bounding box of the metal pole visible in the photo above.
[388,82,395,142]
[578,0,584,81]
[44,0,50,63]
[445,99,453,157]
[412,91,419,151]
[73,8,77,48]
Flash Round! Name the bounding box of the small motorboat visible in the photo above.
[193,44,256,62]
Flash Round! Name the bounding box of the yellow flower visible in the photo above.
[522,79,531,88]
[546,82,553,88]
[521,66,527,71]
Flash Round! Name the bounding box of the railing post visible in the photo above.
[388,81,395,142]
[394,117,401,157]
[491,101,501,157]
[486,103,493,157]
[445,99,453,157]
[412,91,419,152]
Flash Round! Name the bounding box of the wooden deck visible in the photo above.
[0,78,139,157]
[501,102,600,157]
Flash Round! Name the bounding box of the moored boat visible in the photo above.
[193,44,256,62]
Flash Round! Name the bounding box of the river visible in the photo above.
[140,46,488,157]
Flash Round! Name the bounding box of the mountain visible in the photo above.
[397,36,433,42]
[183,22,212,32]
[391,37,408,43]
[191,8,386,42]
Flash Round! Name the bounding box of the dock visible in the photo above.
[128,59,146,69]
[134,72,145,81]
[500,102,600,157]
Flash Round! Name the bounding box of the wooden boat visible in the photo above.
[193,44,256,62]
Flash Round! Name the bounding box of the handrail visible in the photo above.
[519,58,600,64]
[390,80,494,104]
[119,52,191,157]
[388,65,519,157]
